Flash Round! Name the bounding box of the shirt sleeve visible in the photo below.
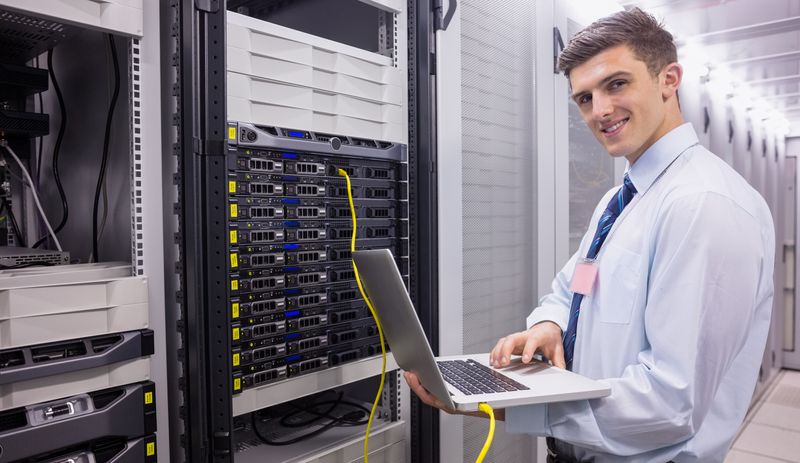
[507,191,773,456]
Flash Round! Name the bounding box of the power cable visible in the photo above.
[35,55,44,188]
[91,34,120,262]
[250,392,368,446]
[1,142,62,250]
[32,48,68,248]
[337,168,387,463]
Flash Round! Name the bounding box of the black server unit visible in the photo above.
[0,381,157,462]
[226,122,408,395]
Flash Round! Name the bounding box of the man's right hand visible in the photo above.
[489,321,566,369]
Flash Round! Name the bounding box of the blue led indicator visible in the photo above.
[282,198,299,204]
[283,244,300,250]
[284,221,300,228]
[284,267,300,272]
[285,311,301,317]
[282,152,298,159]
[287,355,301,362]
[285,288,300,295]
[282,175,298,181]
[286,333,300,340]
[287,131,305,138]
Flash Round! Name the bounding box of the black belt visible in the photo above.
[546,437,582,463]
[546,437,675,463]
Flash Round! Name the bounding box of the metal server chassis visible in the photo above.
[226,122,408,397]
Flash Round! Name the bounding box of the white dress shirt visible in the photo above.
[505,123,775,463]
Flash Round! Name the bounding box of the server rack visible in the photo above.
[0,1,167,461]
[165,0,440,461]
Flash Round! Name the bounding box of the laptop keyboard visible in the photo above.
[437,359,529,396]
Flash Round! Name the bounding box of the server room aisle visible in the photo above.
[725,370,800,462]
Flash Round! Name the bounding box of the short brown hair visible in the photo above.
[557,7,676,78]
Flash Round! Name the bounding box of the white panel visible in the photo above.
[226,11,407,144]
[767,125,784,376]
[232,355,399,415]
[227,13,393,66]
[228,72,313,108]
[791,151,800,368]
[0,277,147,318]
[234,418,405,463]
[0,358,150,411]
[732,103,753,181]
[536,0,557,298]
[138,0,169,458]
[0,0,144,37]
[228,48,314,86]
[676,66,706,144]
[436,0,466,459]
[707,83,734,165]
[358,0,402,13]
[0,302,148,348]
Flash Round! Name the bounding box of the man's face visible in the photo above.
[569,44,676,164]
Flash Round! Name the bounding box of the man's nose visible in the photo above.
[592,94,613,121]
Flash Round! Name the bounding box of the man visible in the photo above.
[405,7,775,463]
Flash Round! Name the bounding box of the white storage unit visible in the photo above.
[0,265,152,411]
[226,10,408,144]
[0,357,150,410]
[0,0,143,37]
[0,276,148,349]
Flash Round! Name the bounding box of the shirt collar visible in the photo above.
[626,122,698,195]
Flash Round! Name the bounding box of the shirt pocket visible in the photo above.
[594,242,643,324]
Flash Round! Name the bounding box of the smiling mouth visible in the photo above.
[601,118,629,135]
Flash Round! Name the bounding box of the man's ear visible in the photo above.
[661,62,682,101]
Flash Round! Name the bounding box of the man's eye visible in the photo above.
[610,80,626,90]
[578,94,592,105]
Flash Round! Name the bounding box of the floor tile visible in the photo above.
[733,423,800,461]
[752,402,800,432]
[725,449,793,463]
[779,370,800,388]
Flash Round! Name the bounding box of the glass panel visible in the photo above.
[566,19,616,256]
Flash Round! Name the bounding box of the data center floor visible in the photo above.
[726,369,800,462]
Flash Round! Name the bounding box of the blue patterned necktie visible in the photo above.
[563,174,637,370]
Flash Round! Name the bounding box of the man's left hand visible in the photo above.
[403,371,506,420]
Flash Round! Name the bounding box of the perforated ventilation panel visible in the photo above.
[129,38,144,276]
[460,1,537,461]
[0,8,76,62]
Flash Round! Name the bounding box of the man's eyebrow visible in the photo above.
[571,71,633,101]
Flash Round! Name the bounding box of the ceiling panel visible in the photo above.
[623,0,800,131]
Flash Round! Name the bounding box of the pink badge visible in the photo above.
[570,259,598,295]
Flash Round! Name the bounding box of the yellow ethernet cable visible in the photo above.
[337,168,387,463]
[475,402,496,463]
[337,168,495,463]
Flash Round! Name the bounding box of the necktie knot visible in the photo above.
[623,173,637,195]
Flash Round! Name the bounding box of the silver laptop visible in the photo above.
[353,249,611,412]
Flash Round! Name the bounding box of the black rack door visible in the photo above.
[166,0,232,461]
